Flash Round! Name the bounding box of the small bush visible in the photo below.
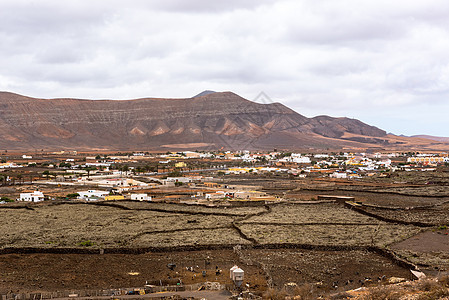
[293,283,315,299]
[0,196,14,202]
[78,240,95,247]
[262,288,288,300]
[66,193,79,199]
[361,285,401,300]
[417,287,449,300]
[419,279,439,292]
[438,275,449,288]
[328,292,353,299]
[417,279,449,300]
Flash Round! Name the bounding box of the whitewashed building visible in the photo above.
[330,172,347,179]
[130,193,151,201]
[165,177,193,183]
[77,190,109,200]
[20,191,44,202]
[279,153,311,164]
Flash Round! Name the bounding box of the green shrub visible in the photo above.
[66,193,79,199]
[78,240,95,247]
[0,197,14,202]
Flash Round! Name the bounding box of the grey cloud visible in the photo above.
[147,0,277,13]
[0,0,449,136]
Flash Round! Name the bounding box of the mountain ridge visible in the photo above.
[0,91,446,151]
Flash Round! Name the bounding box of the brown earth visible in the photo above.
[389,229,449,275]
[0,249,413,296]
[392,230,449,253]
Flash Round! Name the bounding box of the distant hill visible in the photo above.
[193,90,216,98]
[0,91,446,151]
[412,135,449,143]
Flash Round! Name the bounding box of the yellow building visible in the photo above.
[175,162,187,168]
[104,195,125,201]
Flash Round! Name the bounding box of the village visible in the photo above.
[1,149,449,299]
[1,150,448,205]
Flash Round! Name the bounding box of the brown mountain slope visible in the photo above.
[0,91,443,151]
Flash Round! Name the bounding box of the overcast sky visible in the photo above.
[1,0,449,137]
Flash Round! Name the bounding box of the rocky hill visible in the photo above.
[0,91,444,151]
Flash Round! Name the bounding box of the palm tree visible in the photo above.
[85,166,97,178]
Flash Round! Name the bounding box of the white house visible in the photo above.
[77,190,109,201]
[279,153,311,164]
[130,193,151,201]
[165,177,193,183]
[376,159,392,167]
[330,172,347,179]
[20,191,44,202]
[205,191,226,200]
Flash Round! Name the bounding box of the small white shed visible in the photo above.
[230,265,239,279]
[230,265,244,287]
[233,268,244,282]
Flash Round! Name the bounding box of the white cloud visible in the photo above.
[0,0,449,136]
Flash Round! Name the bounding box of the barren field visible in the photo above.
[360,203,449,226]
[0,203,243,249]
[0,250,256,293]
[240,203,380,224]
[390,228,449,273]
[2,172,449,296]
[0,249,413,295]
[284,187,449,208]
[369,186,449,197]
[0,201,423,249]
[241,249,413,291]
[239,224,421,247]
[114,201,267,216]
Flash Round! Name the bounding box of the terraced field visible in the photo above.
[0,201,424,250]
[0,198,436,296]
